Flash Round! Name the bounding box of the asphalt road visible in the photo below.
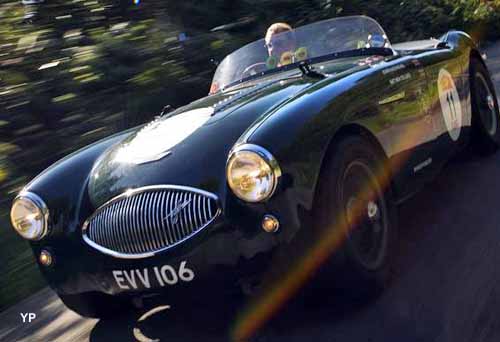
[2,42,500,342]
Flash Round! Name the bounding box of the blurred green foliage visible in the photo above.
[0,0,498,311]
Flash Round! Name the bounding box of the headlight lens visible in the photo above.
[227,144,281,203]
[10,193,49,240]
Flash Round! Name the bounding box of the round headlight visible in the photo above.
[227,144,281,203]
[10,192,49,241]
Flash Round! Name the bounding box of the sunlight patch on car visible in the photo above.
[114,107,213,164]
[138,305,171,322]
[133,305,170,342]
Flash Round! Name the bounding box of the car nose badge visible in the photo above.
[164,198,192,225]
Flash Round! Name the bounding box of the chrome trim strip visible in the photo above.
[378,91,406,105]
[82,185,221,259]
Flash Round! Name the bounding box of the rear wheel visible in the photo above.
[470,57,500,155]
[313,135,397,297]
[59,291,132,319]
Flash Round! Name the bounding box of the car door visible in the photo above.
[375,57,437,198]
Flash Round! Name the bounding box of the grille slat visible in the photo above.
[180,192,189,237]
[118,199,129,254]
[152,192,161,247]
[139,193,153,253]
[122,197,133,253]
[108,207,116,250]
[114,201,124,252]
[202,196,208,224]
[159,191,169,245]
[134,194,145,252]
[150,192,160,250]
[102,209,109,247]
[110,203,119,252]
[187,193,194,234]
[110,206,118,251]
[196,194,202,230]
[121,200,130,253]
[172,191,181,242]
[164,191,173,245]
[97,212,103,243]
[207,196,213,220]
[145,192,156,250]
[132,196,142,254]
[83,186,220,258]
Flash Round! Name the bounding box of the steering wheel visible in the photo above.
[241,62,268,79]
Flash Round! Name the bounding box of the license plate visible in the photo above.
[112,260,195,290]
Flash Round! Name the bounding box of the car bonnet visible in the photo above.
[87,76,316,208]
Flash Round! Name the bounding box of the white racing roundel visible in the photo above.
[438,69,462,141]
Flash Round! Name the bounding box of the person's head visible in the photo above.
[265,22,295,59]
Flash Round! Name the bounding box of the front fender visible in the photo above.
[23,128,138,242]
[243,67,380,211]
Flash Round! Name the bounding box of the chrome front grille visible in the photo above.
[82,185,220,258]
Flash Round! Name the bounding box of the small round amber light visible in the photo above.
[39,249,53,267]
[262,215,280,233]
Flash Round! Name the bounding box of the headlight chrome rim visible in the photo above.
[227,143,282,203]
[10,191,50,241]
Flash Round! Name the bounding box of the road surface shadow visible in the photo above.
[88,288,377,342]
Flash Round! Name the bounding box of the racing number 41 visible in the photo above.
[446,92,459,127]
[112,261,195,290]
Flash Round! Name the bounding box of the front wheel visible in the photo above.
[59,291,132,319]
[470,57,500,155]
[313,135,397,297]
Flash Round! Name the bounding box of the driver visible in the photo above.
[265,22,297,67]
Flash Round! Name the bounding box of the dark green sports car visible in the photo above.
[9,15,499,318]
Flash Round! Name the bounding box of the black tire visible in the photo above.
[470,57,500,155]
[313,135,397,297]
[59,291,132,319]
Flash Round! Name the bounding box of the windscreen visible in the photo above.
[211,16,390,93]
